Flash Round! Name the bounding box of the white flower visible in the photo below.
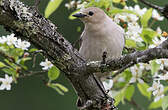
[114,14,127,23]
[102,79,113,90]
[127,14,139,22]
[156,27,162,35]
[156,72,168,81]
[147,81,161,92]
[125,5,147,16]
[0,36,7,44]
[6,33,17,46]
[152,9,164,21]
[0,74,13,90]
[133,5,147,16]
[65,0,83,9]
[129,65,144,84]
[40,59,53,70]
[77,1,87,9]
[15,39,30,50]
[149,36,166,48]
[155,59,168,70]
[153,84,164,102]
[125,22,143,42]
[147,81,164,102]
[139,63,151,70]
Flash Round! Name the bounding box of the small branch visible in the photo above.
[19,70,47,78]
[86,39,168,76]
[107,61,135,79]
[138,0,168,19]
[138,0,163,11]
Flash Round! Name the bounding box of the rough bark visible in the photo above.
[0,0,168,109]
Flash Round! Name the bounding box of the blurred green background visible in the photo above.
[0,0,167,110]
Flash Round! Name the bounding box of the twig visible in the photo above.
[19,70,47,78]
[138,0,168,19]
[138,0,163,11]
[107,61,135,79]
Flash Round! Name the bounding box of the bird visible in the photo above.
[72,7,125,80]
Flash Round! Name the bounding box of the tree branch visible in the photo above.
[138,0,168,19]
[0,0,168,109]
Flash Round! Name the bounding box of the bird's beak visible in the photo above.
[72,12,87,18]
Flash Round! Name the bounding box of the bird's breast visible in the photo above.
[79,27,124,61]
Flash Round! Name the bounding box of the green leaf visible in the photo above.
[112,0,120,3]
[125,85,135,101]
[140,8,153,27]
[48,83,68,95]
[18,57,32,65]
[53,83,68,92]
[2,68,16,75]
[29,48,38,52]
[140,28,158,44]
[149,99,162,109]
[48,66,60,81]
[45,0,63,18]
[110,9,138,16]
[151,60,160,75]
[125,39,137,48]
[68,10,80,20]
[132,0,137,3]
[114,89,125,106]
[162,96,168,110]
[0,62,6,68]
[137,83,151,99]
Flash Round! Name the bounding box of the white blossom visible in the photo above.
[0,74,13,90]
[65,0,83,9]
[125,22,143,42]
[147,81,164,102]
[129,65,144,84]
[6,33,17,46]
[102,79,113,90]
[157,73,168,81]
[125,5,147,16]
[148,81,161,92]
[15,39,30,50]
[127,14,139,22]
[149,36,166,48]
[40,59,53,70]
[114,13,128,23]
[139,63,151,70]
[152,9,164,21]
[156,27,162,35]
[153,84,164,102]
[155,59,168,70]
[0,36,7,44]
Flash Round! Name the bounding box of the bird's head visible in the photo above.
[72,7,106,24]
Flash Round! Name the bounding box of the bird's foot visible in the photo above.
[101,51,107,64]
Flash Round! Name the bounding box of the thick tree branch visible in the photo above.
[0,0,168,109]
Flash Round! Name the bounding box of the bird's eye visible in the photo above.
[88,11,94,16]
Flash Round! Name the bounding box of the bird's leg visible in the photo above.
[101,51,107,65]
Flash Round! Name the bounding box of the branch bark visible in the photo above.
[0,0,168,109]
